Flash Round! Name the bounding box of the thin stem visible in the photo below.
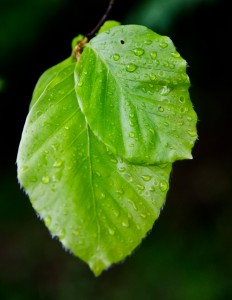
[86,0,115,38]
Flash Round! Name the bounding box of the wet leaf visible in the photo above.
[75,25,197,164]
[17,58,171,276]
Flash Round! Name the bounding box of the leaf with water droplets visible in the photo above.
[17,57,172,276]
[17,21,198,277]
[75,25,197,164]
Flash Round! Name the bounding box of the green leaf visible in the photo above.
[17,58,172,276]
[97,20,121,34]
[29,57,74,109]
[75,25,197,164]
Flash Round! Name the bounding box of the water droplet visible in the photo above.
[41,175,50,184]
[129,112,135,118]
[160,86,171,95]
[159,180,168,192]
[128,199,138,211]
[118,166,126,172]
[100,192,105,199]
[150,73,157,81]
[113,53,120,61]
[108,228,115,235]
[170,64,175,69]
[116,189,124,195]
[53,159,63,168]
[122,219,129,228]
[150,51,157,59]
[149,186,156,192]
[133,48,144,56]
[112,209,119,217]
[140,213,147,219]
[126,63,137,72]
[187,116,192,121]
[129,132,135,138]
[171,51,180,58]
[158,106,164,112]
[144,39,152,45]
[187,130,197,137]
[163,61,169,67]
[44,215,51,226]
[77,81,83,87]
[137,184,145,191]
[142,175,152,181]
[159,42,168,48]
[21,165,29,172]
[180,107,186,113]
[179,96,185,103]
[178,121,184,126]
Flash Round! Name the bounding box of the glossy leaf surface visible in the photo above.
[75,25,197,164]
[17,58,171,276]
[17,21,198,277]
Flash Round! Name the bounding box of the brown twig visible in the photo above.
[86,0,115,38]
[73,0,115,61]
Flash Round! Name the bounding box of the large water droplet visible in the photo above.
[150,51,157,59]
[113,53,120,61]
[126,63,137,72]
[159,180,168,191]
[133,48,144,56]
[53,159,63,168]
[144,39,152,45]
[142,175,152,181]
[160,86,171,95]
[179,96,185,103]
[159,42,168,48]
[171,51,180,58]
[118,166,126,172]
[41,175,50,184]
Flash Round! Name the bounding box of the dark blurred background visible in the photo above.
[0,0,231,299]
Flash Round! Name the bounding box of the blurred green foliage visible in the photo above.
[125,0,216,32]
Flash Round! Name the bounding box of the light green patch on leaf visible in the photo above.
[17,58,171,276]
[75,25,197,164]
